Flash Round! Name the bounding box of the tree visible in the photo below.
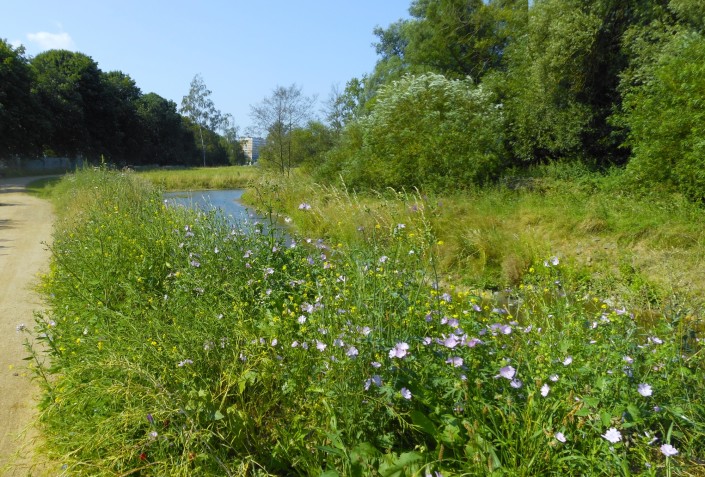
[136,93,198,165]
[249,84,316,175]
[0,39,43,161]
[180,74,230,166]
[31,49,105,158]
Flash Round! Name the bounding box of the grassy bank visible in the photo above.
[26,168,705,475]
[137,165,259,191]
[243,166,705,314]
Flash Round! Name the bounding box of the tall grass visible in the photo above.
[137,165,260,191]
[25,168,705,475]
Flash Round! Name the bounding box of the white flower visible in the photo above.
[602,428,622,444]
[549,374,559,382]
[555,432,566,443]
[541,384,550,397]
[562,356,573,366]
[400,387,412,400]
[638,383,653,397]
[660,444,678,457]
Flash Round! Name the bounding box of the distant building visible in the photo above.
[239,137,265,164]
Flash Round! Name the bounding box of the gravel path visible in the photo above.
[0,177,56,476]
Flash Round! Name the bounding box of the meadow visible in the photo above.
[26,167,704,476]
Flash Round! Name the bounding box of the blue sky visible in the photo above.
[2,1,410,133]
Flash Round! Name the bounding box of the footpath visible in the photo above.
[0,177,55,476]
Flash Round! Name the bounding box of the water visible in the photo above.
[164,189,252,223]
[164,189,285,237]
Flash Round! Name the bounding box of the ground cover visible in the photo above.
[28,168,704,475]
[137,165,259,191]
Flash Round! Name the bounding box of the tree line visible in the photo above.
[0,42,245,167]
[253,0,704,201]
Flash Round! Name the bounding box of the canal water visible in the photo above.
[164,189,252,223]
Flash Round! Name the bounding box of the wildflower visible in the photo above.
[555,432,567,443]
[660,444,678,457]
[440,334,459,349]
[623,355,634,364]
[297,315,307,324]
[400,387,412,400]
[379,255,389,264]
[291,341,299,348]
[562,356,573,366]
[638,383,653,397]
[510,379,523,389]
[214,246,219,254]
[16,324,26,332]
[389,342,410,359]
[149,431,158,440]
[360,326,372,336]
[298,202,312,210]
[364,375,382,390]
[264,267,274,277]
[602,428,622,444]
[446,357,464,367]
[441,293,452,303]
[651,336,663,345]
[463,336,482,348]
[346,346,359,357]
[177,359,193,367]
[541,384,550,397]
[146,413,154,425]
[499,366,516,380]
[271,339,278,347]
[190,260,200,268]
[316,341,327,352]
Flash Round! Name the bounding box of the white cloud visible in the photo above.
[26,31,75,51]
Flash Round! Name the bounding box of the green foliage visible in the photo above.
[330,73,506,191]
[30,169,705,475]
[499,0,602,162]
[618,26,705,201]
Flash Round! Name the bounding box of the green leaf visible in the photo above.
[213,410,224,421]
[600,411,612,427]
[409,410,437,438]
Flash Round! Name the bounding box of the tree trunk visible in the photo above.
[198,126,206,167]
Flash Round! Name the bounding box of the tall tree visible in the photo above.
[249,84,316,175]
[0,39,43,161]
[180,74,230,166]
[31,49,104,158]
[137,93,198,165]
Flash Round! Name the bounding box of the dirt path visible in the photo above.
[0,177,56,476]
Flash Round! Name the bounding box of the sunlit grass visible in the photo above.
[24,168,704,475]
[137,165,260,191]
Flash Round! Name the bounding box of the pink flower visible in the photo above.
[499,366,516,380]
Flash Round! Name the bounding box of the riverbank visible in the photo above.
[30,168,705,475]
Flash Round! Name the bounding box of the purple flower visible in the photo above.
[446,357,464,367]
[602,428,622,444]
[177,359,193,367]
[371,361,382,368]
[146,414,154,425]
[660,444,678,457]
[190,260,201,268]
[510,378,523,389]
[400,387,412,400]
[346,346,359,357]
[463,336,482,348]
[638,383,653,397]
[498,366,516,380]
[298,202,312,210]
[441,293,452,303]
[364,375,382,390]
[389,342,409,359]
[440,334,459,349]
[316,340,327,352]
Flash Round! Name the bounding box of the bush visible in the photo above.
[329,73,506,192]
[619,29,705,201]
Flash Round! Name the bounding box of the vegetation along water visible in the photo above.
[5,0,705,474]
